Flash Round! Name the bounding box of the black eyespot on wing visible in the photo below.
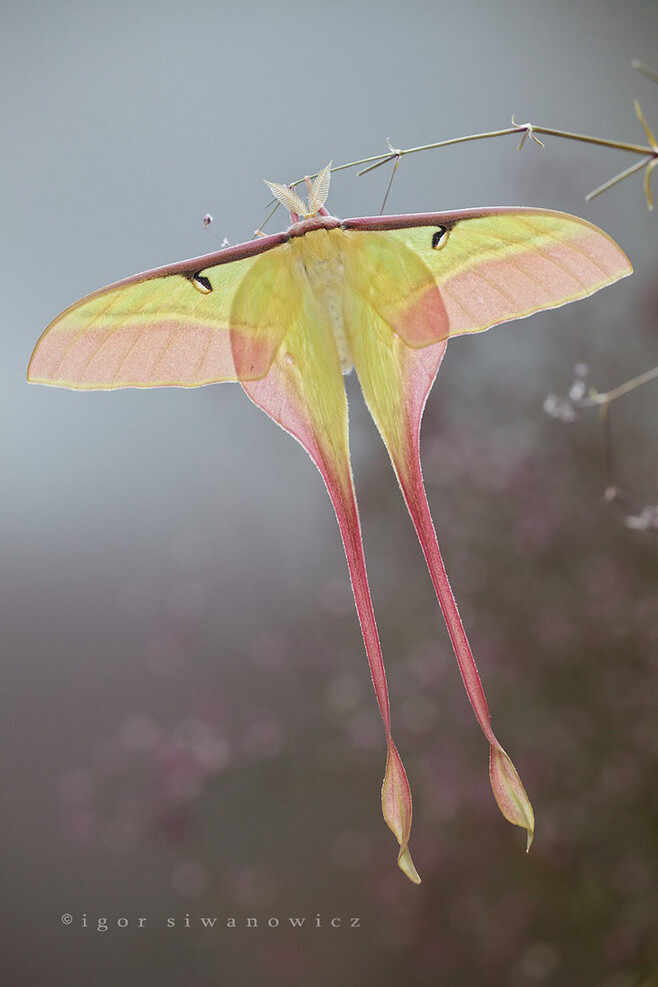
[191,273,213,294]
[431,226,448,250]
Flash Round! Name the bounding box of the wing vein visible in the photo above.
[196,321,223,378]
[109,321,156,382]
[50,291,123,377]
[474,227,587,292]
[75,324,126,382]
[148,324,186,377]
[511,217,609,281]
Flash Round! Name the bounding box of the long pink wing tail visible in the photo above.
[351,326,535,848]
[242,340,420,883]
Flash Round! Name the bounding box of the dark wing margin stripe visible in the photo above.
[67,231,292,305]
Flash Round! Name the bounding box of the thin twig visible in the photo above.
[517,125,652,156]
[281,123,656,193]
[600,404,615,490]
[583,366,658,406]
[259,116,658,228]
[379,156,401,215]
[558,365,658,532]
[586,157,653,201]
[599,403,654,530]
[633,59,658,84]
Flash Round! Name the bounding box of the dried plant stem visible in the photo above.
[586,368,658,529]
[586,157,654,201]
[633,60,658,84]
[259,119,657,231]
[284,124,655,192]
[276,120,656,196]
[584,366,658,406]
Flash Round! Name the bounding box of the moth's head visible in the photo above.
[264,161,332,222]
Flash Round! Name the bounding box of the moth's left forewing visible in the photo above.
[28,232,289,390]
[343,209,632,344]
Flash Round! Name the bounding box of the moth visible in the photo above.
[29,164,632,882]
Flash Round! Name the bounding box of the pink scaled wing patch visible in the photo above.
[28,317,238,388]
[440,227,629,336]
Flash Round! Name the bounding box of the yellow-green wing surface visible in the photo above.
[342,208,632,346]
[27,232,290,389]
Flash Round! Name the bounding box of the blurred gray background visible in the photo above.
[2,1,657,984]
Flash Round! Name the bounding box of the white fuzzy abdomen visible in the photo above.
[295,229,354,374]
